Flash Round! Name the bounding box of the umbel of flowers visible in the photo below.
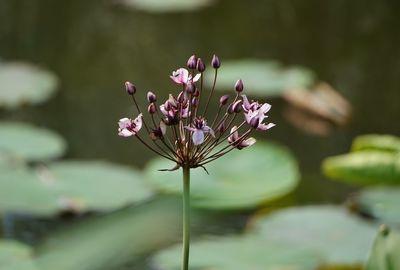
[118,54,275,169]
[118,54,274,270]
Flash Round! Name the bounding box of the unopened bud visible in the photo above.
[185,82,195,94]
[187,55,197,69]
[233,100,242,113]
[234,79,244,92]
[148,103,156,114]
[227,103,234,114]
[218,121,225,133]
[249,117,259,128]
[147,91,156,103]
[192,97,199,107]
[125,81,136,95]
[177,91,186,103]
[193,89,200,97]
[196,58,206,72]
[219,95,229,106]
[211,54,221,69]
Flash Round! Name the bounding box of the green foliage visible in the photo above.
[0,160,153,216]
[35,198,181,270]
[0,122,66,162]
[0,240,38,270]
[145,142,299,210]
[152,235,321,270]
[351,135,400,153]
[355,187,400,228]
[250,206,377,267]
[206,60,315,97]
[322,151,400,185]
[120,0,214,13]
[0,62,58,110]
[365,226,400,270]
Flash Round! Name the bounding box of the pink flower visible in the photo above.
[242,95,275,131]
[170,68,201,85]
[118,114,143,137]
[185,117,215,145]
[228,126,256,150]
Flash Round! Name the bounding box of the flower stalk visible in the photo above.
[117,54,275,270]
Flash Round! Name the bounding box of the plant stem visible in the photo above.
[182,165,191,270]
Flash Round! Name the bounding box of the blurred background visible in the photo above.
[0,0,399,269]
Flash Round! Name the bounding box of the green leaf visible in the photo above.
[250,206,377,267]
[120,0,214,13]
[205,60,315,97]
[0,62,58,110]
[322,151,400,185]
[35,198,182,270]
[0,160,153,216]
[0,240,39,270]
[152,235,321,270]
[0,122,67,162]
[351,134,400,153]
[365,225,400,270]
[145,142,299,210]
[355,187,400,228]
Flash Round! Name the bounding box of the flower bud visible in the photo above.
[232,100,242,113]
[193,89,200,97]
[177,91,186,103]
[211,54,221,69]
[249,117,259,128]
[147,91,156,103]
[148,103,156,114]
[164,100,171,111]
[219,95,229,106]
[234,79,244,92]
[227,103,234,114]
[196,58,206,72]
[187,55,197,69]
[185,82,195,94]
[218,121,225,133]
[125,81,136,95]
[192,97,199,107]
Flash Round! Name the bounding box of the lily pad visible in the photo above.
[0,160,153,216]
[0,122,67,162]
[355,187,400,227]
[322,151,400,186]
[35,198,181,270]
[206,60,315,97]
[351,134,400,153]
[145,142,299,210]
[0,240,39,270]
[119,0,214,13]
[0,62,58,109]
[250,206,377,267]
[365,225,400,270]
[152,235,321,270]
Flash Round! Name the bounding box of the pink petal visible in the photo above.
[259,103,271,114]
[258,122,276,131]
[241,137,256,147]
[118,129,134,137]
[133,113,143,131]
[192,129,205,145]
[192,73,201,82]
[118,118,131,129]
[242,95,251,111]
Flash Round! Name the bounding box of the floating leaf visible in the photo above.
[145,142,299,210]
[351,134,400,153]
[0,62,58,109]
[250,206,377,267]
[119,0,214,13]
[0,160,153,216]
[205,60,315,97]
[35,198,181,270]
[355,187,400,227]
[0,122,66,162]
[365,225,400,270]
[152,235,321,270]
[322,151,400,185]
[0,240,39,270]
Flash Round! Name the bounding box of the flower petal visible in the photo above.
[242,95,251,111]
[192,73,201,82]
[133,113,143,131]
[192,129,205,145]
[118,129,134,137]
[118,118,131,129]
[257,122,276,131]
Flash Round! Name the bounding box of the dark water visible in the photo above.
[0,0,400,268]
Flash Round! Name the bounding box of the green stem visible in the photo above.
[182,165,190,270]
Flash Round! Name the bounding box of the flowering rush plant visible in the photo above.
[118,54,274,270]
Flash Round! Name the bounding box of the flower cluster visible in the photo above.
[118,54,275,170]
